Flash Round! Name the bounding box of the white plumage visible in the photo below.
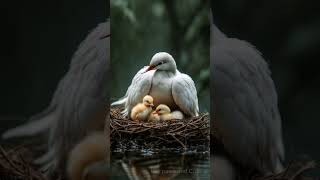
[111,52,199,118]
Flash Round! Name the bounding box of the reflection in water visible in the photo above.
[111,151,210,180]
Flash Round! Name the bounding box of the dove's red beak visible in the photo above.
[145,65,155,72]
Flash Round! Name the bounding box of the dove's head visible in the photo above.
[154,104,171,115]
[146,52,177,72]
[143,95,154,107]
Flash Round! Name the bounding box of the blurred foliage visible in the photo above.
[111,0,210,112]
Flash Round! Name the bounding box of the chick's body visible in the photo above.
[130,95,154,121]
[131,104,153,121]
[148,111,161,122]
[155,104,184,121]
[67,132,107,180]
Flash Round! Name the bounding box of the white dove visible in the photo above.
[111,52,199,118]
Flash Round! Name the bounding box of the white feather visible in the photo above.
[172,71,199,116]
[111,66,154,117]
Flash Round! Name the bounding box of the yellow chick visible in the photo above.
[154,104,184,121]
[148,111,161,123]
[67,132,108,180]
[130,95,154,121]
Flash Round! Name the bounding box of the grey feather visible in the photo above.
[212,23,284,175]
[2,109,56,139]
[47,22,110,172]
[212,155,236,180]
[34,148,54,165]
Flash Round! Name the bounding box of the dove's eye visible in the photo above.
[158,61,164,66]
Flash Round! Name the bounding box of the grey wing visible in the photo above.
[1,23,110,140]
[212,36,284,174]
[172,72,199,117]
[49,22,110,171]
[123,67,154,117]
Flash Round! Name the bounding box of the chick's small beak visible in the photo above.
[146,103,154,108]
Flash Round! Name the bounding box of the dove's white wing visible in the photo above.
[122,67,155,116]
[172,71,199,117]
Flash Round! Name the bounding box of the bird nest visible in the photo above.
[110,107,210,150]
[0,145,48,180]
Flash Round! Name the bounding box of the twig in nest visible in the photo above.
[169,133,186,149]
[0,146,47,180]
[0,146,24,176]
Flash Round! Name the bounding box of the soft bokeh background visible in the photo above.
[110,0,210,112]
[212,0,320,171]
[0,0,108,135]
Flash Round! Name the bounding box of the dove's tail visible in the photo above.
[2,108,56,139]
[111,97,127,107]
[111,97,129,118]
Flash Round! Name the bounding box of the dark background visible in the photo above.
[212,0,320,167]
[0,1,108,133]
